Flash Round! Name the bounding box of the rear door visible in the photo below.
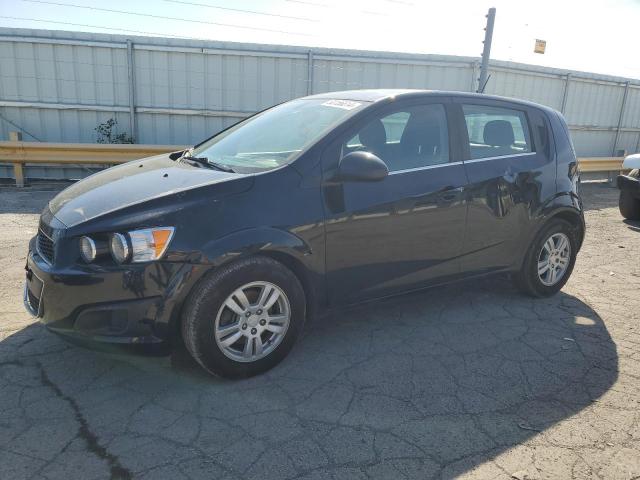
[453,99,556,273]
[322,98,469,304]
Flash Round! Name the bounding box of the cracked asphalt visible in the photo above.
[1,182,639,480]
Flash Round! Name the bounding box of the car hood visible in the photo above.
[49,153,246,227]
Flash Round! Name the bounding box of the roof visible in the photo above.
[304,89,560,114]
[304,89,421,102]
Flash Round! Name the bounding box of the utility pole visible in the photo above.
[477,7,496,93]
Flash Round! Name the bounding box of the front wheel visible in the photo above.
[181,257,306,379]
[513,219,578,297]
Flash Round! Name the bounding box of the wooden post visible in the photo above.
[9,132,24,187]
[13,162,24,188]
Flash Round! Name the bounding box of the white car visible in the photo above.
[618,154,640,220]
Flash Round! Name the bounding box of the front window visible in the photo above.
[343,103,450,172]
[192,99,368,173]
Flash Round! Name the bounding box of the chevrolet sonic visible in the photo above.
[24,90,585,378]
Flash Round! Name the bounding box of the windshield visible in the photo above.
[191,98,368,173]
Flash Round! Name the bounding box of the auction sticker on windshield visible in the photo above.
[321,100,362,110]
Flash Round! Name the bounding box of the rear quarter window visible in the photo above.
[529,110,552,158]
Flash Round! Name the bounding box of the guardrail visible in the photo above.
[0,141,628,187]
[576,157,624,173]
[0,141,186,187]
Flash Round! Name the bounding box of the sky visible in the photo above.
[1,0,639,79]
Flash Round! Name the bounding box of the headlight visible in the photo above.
[110,227,174,263]
[79,236,97,263]
[79,236,108,263]
[110,233,131,264]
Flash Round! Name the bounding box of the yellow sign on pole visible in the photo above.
[534,39,546,54]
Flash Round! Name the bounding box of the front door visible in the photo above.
[322,99,468,305]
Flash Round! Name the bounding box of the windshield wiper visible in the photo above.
[181,154,235,173]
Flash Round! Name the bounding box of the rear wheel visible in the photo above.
[513,219,578,297]
[181,256,306,379]
[619,190,640,220]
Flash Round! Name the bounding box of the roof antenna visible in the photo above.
[479,74,492,94]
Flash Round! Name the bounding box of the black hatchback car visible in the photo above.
[24,90,584,378]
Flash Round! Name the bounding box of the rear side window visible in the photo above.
[463,105,532,160]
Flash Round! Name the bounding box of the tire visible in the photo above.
[619,190,640,220]
[181,256,306,379]
[513,219,578,298]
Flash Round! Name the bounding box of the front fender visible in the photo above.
[199,227,313,267]
[162,227,317,338]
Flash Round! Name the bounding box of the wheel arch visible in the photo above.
[514,204,584,272]
[257,250,319,321]
[167,229,323,341]
[200,226,313,263]
[535,191,585,250]
[201,227,322,319]
[548,208,585,250]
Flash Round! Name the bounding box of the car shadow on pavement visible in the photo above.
[0,276,618,479]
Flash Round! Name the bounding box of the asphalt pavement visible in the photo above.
[1,182,639,480]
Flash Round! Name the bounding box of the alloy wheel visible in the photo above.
[537,232,571,286]
[214,281,291,362]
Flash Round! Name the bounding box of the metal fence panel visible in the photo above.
[0,105,130,143]
[136,112,238,146]
[565,79,625,128]
[617,131,639,155]
[0,39,128,106]
[623,87,640,126]
[571,130,615,157]
[484,68,566,111]
[135,50,308,112]
[312,60,473,93]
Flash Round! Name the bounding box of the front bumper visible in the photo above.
[24,238,199,345]
[617,174,640,198]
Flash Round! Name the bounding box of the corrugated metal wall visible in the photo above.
[1,28,639,179]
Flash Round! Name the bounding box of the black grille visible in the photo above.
[39,216,54,239]
[37,231,55,264]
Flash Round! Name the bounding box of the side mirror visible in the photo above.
[334,151,389,182]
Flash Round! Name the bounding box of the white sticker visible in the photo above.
[321,99,361,110]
